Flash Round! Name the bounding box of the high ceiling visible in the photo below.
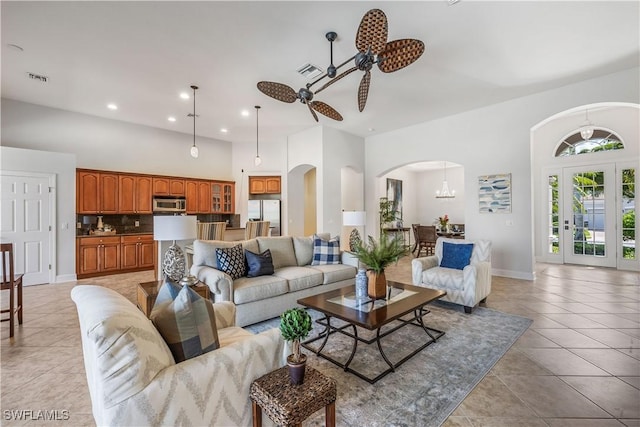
[2,1,638,145]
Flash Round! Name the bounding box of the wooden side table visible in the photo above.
[136,280,210,317]
[250,366,336,427]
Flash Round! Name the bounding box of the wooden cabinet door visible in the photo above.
[169,179,185,196]
[265,177,281,194]
[185,180,198,213]
[197,181,212,213]
[249,177,266,194]
[121,241,139,269]
[78,243,100,275]
[118,175,136,213]
[211,182,222,213]
[223,183,235,213]
[100,174,119,213]
[138,239,155,268]
[101,242,121,272]
[77,171,99,213]
[153,178,170,195]
[136,176,153,213]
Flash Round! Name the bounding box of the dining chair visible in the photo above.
[1,243,23,338]
[245,221,270,239]
[197,222,227,240]
[414,225,437,257]
[411,224,420,254]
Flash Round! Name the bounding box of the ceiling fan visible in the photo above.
[257,9,425,121]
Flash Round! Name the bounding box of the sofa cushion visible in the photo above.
[309,264,357,284]
[311,235,341,265]
[217,326,255,347]
[423,267,465,291]
[216,245,247,279]
[440,242,474,270]
[150,280,220,363]
[273,266,324,292]
[233,275,288,305]
[245,249,275,277]
[194,239,259,269]
[257,236,297,269]
[292,233,330,266]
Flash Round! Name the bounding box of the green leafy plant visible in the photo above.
[379,197,400,225]
[351,233,408,273]
[279,308,312,363]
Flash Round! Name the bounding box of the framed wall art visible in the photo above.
[386,178,403,220]
[478,173,512,213]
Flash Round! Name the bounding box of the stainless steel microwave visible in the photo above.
[153,197,186,213]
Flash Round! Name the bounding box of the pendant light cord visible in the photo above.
[192,86,197,147]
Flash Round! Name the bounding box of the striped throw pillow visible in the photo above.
[150,279,220,363]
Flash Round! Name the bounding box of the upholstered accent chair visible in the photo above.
[245,220,270,239]
[71,285,287,426]
[411,237,492,313]
[197,221,227,240]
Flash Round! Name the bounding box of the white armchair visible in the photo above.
[71,285,287,427]
[412,237,492,313]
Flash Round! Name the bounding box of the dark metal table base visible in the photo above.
[302,306,444,384]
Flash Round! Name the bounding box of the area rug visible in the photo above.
[246,301,532,427]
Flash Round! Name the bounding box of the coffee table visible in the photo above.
[297,281,446,384]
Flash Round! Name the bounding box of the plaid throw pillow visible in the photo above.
[150,279,220,363]
[215,244,246,279]
[311,235,341,265]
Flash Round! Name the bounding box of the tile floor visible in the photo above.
[1,260,639,426]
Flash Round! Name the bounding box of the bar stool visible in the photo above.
[1,243,23,338]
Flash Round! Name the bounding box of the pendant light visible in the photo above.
[579,108,594,141]
[254,105,262,166]
[188,85,199,158]
[435,161,455,199]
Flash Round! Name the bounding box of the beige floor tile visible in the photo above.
[467,418,550,427]
[576,328,640,349]
[584,303,640,314]
[459,376,537,418]
[618,348,640,360]
[569,349,640,376]
[442,416,474,427]
[581,313,640,329]
[542,313,609,328]
[561,376,640,419]
[490,349,553,376]
[545,419,625,426]
[519,348,609,376]
[617,329,640,339]
[512,329,560,348]
[547,302,609,313]
[619,376,640,389]
[526,314,569,329]
[621,419,640,427]
[535,328,609,348]
[499,375,611,418]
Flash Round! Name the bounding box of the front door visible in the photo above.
[562,164,616,267]
[0,172,53,285]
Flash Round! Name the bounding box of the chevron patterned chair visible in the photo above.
[71,285,287,426]
[411,237,492,313]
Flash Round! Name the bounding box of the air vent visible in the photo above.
[27,72,49,83]
[296,63,323,79]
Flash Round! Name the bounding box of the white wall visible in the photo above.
[0,146,76,282]
[365,67,640,280]
[417,166,465,226]
[1,98,233,179]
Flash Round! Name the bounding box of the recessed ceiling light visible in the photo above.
[180,92,190,100]
[368,127,375,132]
[107,103,118,110]
[220,128,228,133]
[168,116,176,122]
[241,110,250,117]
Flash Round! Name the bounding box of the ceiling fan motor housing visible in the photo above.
[298,87,314,103]
[355,51,375,71]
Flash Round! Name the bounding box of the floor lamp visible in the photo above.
[153,215,197,284]
[343,211,366,251]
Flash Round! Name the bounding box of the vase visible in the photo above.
[355,268,368,299]
[366,270,387,300]
[286,353,307,385]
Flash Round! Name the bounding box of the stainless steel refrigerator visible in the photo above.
[247,200,281,236]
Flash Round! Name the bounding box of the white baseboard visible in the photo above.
[56,274,77,283]
[491,268,535,281]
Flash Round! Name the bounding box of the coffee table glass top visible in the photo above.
[327,287,417,313]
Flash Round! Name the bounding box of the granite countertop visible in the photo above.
[76,232,154,238]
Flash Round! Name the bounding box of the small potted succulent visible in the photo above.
[279,308,313,385]
[352,234,408,299]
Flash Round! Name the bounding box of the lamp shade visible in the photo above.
[153,215,197,241]
[343,211,366,226]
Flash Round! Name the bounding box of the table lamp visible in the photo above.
[343,211,366,251]
[153,215,197,284]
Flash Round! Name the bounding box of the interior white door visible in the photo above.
[1,173,52,285]
[562,164,616,267]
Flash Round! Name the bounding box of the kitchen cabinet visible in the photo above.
[121,234,155,270]
[197,181,212,213]
[77,236,121,277]
[249,176,280,194]
[185,179,199,213]
[153,178,185,196]
[118,175,153,214]
[77,171,119,214]
[211,182,234,213]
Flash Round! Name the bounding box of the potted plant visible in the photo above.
[352,234,408,299]
[279,307,313,385]
[379,197,400,232]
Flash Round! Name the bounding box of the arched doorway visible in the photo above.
[287,164,317,237]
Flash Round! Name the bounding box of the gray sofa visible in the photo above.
[190,235,358,326]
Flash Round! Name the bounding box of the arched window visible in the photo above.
[555,129,624,157]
